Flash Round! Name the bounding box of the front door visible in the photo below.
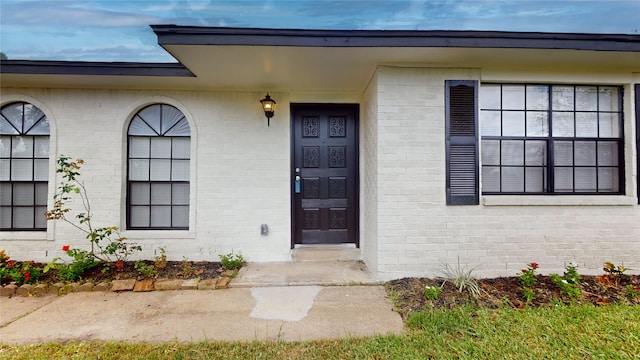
[291,104,359,246]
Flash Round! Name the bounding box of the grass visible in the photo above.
[2,304,638,359]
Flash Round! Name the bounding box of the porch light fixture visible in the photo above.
[260,93,276,126]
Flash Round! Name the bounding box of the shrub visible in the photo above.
[219,252,246,270]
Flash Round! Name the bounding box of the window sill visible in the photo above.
[121,230,195,239]
[482,195,637,206]
[0,231,49,241]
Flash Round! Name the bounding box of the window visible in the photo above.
[0,102,50,230]
[127,104,190,229]
[480,84,623,194]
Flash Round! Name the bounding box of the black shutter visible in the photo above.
[445,80,479,205]
[636,84,640,204]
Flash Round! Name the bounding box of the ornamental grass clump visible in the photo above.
[518,262,538,304]
[439,258,480,297]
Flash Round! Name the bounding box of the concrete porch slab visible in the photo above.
[231,260,377,288]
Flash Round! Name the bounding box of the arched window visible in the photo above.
[0,102,50,230]
[127,104,190,229]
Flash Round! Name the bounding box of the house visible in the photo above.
[1,26,639,280]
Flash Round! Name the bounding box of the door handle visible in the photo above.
[295,175,301,193]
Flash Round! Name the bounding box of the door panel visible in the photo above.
[292,104,359,246]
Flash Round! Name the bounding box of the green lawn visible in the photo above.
[2,304,638,359]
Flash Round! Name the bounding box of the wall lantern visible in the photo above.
[260,93,276,126]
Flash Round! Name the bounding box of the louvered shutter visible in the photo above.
[636,84,640,204]
[445,80,479,205]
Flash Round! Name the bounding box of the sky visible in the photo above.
[0,0,639,62]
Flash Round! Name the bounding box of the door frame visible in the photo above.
[290,103,360,249]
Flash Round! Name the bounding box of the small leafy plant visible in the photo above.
[44,245,98,282]
[181,257,193,278]
[518,262,538,304]
[154,247,168,270]
[135,261,158,278]
[599,261,629,287]
[439,258,480,297]
[219,252,245,270]
[625,284,640,300]
[551,263,581,298]
[424,285,443,301]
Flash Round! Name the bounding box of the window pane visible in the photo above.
[526,85,549,110]
[150,137,171,158]
[525,141,546,165]
[172,183,189,205]
[27,118,50,135]
[128,116,158,136]
[161,105,186,135]
[150,206,171,227]
[150,159,171,180]
[575,112,597,137]
[0,159,9,180]
[501,167,524,192]
[481,140,500,165]
[574,141,596,166]
[525,167,546,192]
[554,141,573,166]
[1,207,11,228]
[151,183,171,205]
[172,206,189,228]
[480,84,501,109]
[130,206,150,227]
[22,104,45,133]
[502,85,525,110]
[11,159,33,180]
[502,140,524,166]
[574,167,596,192]
[0,136,10,157]
[130,183,150,205]
[129,159,149,180]
[597,141,618,166]
[502,111,525,136]
[34,159,48,181]
[482,167,500,192]
[35,183,48,206]
[552,112,574,137]
[172,138,190,158]
[554,167,573,192]
[171,160,189,181]
[13,207,34,228]
[129,137,150,157]
[598,113,620,138]
[552,86,574,110]
[575,86,598,111]
[0,183,11,205]
[1,103,23,133]
[526,111,548,136]
[598,168,619,192]
[13,183,34,205]
[165,119,191,136]
[137,105,162,134]
[12,137,33,158]
[35,206,47,228]
[599,87,619,111]
[34,137,49,157]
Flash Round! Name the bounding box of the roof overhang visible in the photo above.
[2,26,639,91]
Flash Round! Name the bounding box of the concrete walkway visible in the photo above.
[0,260,404,344]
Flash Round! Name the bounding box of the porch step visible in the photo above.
[230,260,376,287]
[291,244,362,262]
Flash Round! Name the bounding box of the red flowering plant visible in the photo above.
[518,262,539,304]
[43,156,142,275]
[0,250,42,286]
[43,245,98,282]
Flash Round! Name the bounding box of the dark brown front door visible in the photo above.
[291,104,359,246]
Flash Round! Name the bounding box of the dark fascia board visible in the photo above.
[0,60,194,77]
[151,25,640,52]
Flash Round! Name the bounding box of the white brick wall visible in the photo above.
[370,66,640,280]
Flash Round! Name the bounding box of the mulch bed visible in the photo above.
[386,275,640,319]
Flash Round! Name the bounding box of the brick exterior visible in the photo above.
[1,67,639,280]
